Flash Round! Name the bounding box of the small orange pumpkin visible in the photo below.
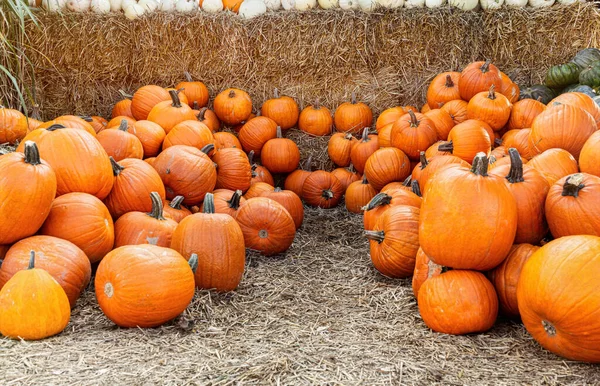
[261,88,299,130]
[333,92,373,135]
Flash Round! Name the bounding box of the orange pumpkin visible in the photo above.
[507,98,546,131]
[244,181,275,200]
[284,157,313,198]
[350,128,379,174]
[147,90,196,134]
[106,115,136,130]
[96,119,144,161]
[176,72,209,108]
[328,132,358,167]
[501,129,535,160]
[579,131,600,177]
[248,151,275,186]
[213,147,252,192]
[207,189,246,217]
[131,85,170,121]
[234,197,296,256]
[437,120,492,163]
[90,116,108,133]
[330,165,361,192]
[214,131,242,150]
[195,108,221,133]
[411,247,442,298]
[298,99,333,136]
[171,193,245,292]
[363,189,422,231]
[499,71,520,104]
[238,116,278,156]
[162,120,215,152]
[375,106,408,130]
[411,153,470,193]
[424,108,455,141]
[261,127,300,174]
[261,187,304,229]
[223,0,243,11]
[440,99,468,126]
[426,72,461,109]
[466,85,512,131]
[213,88,253,126]
[40,192,114,263]
[458,60,503,101]
[345,176,377,214]
[121,120,166,158]
[390,111,438,161]
[333,92,373,135]
[261,88,299,130]
[363,147,411,191]
[112,93,134,119]
[550,92,600,129]
[39,115,96,137]
[527,148,580,186]
[302,170,344,209]
[162,196,192,223]
[95,244,195,328]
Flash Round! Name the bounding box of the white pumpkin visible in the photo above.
[239,0,266,18]
[294,0,316,10]
[557,0,578,4]
[202,0,223,12]
[281,0,295,9]
[264,0,281,10]
[139,0,159,11]
[176,0,196,11]
[448,0,478,10]
[528,0,553,6]
[376,0,402,8]
[404,0,424,7]
[42,0,67,11]
[358,0,376,10]
[480,0,502,8]
[123,2,145,18]
[338,0,358,8]
[318,0,337,7]
[160,0,177,10]
[91,0,111,12]
[425,0,444,7]
[28,0,39,7]
[109,0,122,11]
[504,0,526,5]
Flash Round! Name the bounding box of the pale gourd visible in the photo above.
[504,0,526,6]
[448,0,478,10]
[557,0,578,4]
[91,0,111,12]
[294,0,316,10]
[358,0,376,11]
[528,0,554,6]
[109,0,122,11]
[339,0,358,9]
[480,0,503,8]
[239,0,267,18]
[404,0,424,7]
[176,0,196,11]
[318,0,338,8]
[264,0,281,10]
[281,0,295,9]
[139,0,159,11]
[160,0,177,10]
[377,0,403,8]
[42,0,67,11]
[123,2,145,18]
[425,0,445,7]
[202,0,223,12]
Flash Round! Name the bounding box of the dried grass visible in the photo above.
[1,207,599,385]
[22,4,600,120]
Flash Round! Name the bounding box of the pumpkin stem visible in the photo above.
[561,173,585,198]
[28,250,35,270]
[470,152,489,177]
[273,88,280,99]
[192,101,200,110]
[536,96,543,102]
[109,156,124,176]
[197,107,207,121]
[314,98,320,110]
[184,71,193,82]
[117,119,128,132]
[419,151,428,170]
[351,92,357,104]
[119,89,133,99]
[481,59,492,73]
[361,175,369,184]
[274,187,282,192]
[364,230,385,243]
[402,175,412,186]
[148,192,166,220]
[444,74,454,88]
[411,180,422,197]
[203,192,215,214]
[46,123,67,131]
[200,143,215,155]
[228,90,236,98]
[188,253,199,274]
[505,148,524,184]
[227,190,243,209]
[364,192,391,211]
[23,141,41,166]
[348,164,355,173]
[322,189,335,199]
[248,150,256,165]
[488,84,496,100]
[169,195,185,210]
[360,127,370,142]
[408,110,419,128]
[440,266,452,274]
[542,320,557,337]
[168,90,182,108]
[78,115,93,122]
[438,141,453,152]
[494,138,503,147]
[276,126,283,138]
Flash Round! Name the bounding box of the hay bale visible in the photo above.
[22,4,600,119]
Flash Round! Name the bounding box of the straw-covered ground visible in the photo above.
[1,206,599,385]
[15,4,600,118]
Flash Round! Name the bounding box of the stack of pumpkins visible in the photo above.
[355,59,600,363]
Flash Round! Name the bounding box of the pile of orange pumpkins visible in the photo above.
[0,62,599,363]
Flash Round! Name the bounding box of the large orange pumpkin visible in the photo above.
[458,60,503,101]
[131,85,170,121]
[579,131,600,177]
[549,92,600,129]
[213,88,253,126]
[0,141,57,245]
[418,270,498,335]
[96,119,144,161]
[527,148,580,186]
[545,173,600,237]
[517,235,600,363]
[365,205,420,278]
[363,147,411,191]
[390,111,438,161]
[0,236,91,308]
[419,154,517,270]
[95,244,196,328]
[426,72,461,109]
[333,92,373,135]
[40,192,114,263]
[170,193,245,292]
[261,88,299,131]
[234,197,296,256]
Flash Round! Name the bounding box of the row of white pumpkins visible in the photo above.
[39,0,581,19]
